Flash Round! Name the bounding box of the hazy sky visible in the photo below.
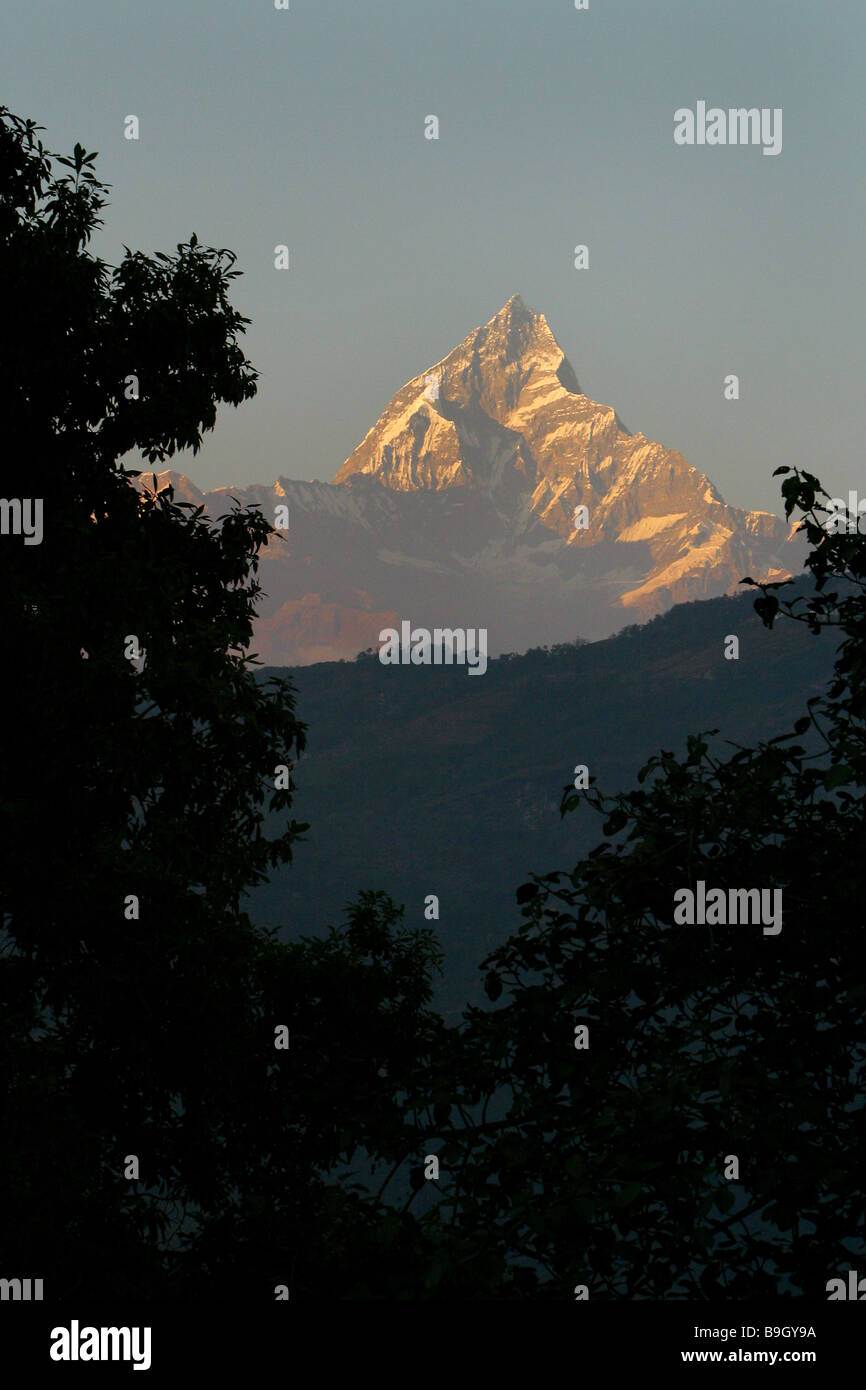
[2,0,864,515]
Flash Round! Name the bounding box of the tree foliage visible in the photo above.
[0,108,443,1299]
[422,468,866,1297]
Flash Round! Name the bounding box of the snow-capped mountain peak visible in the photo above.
[134,297,802,665]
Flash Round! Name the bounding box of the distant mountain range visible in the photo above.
[139,294,802,666]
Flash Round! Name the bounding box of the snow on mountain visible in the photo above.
[136,295,802,665]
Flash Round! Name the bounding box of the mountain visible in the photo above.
[138,295,801,665]
[246,581,838,1019]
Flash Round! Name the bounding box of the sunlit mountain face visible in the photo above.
[138,295,801,666]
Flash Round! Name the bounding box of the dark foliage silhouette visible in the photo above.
[417,468,866,1297]
[0,108,444,1299]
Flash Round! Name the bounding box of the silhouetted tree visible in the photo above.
[419,468,866,1298]
[0,108,446,1300]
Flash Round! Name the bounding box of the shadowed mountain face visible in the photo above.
[139,295,801,665]
[246,582,838,1020]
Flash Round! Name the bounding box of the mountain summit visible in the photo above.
[332,293,795,601]
[335,293,584,497]
[140,298,801,664]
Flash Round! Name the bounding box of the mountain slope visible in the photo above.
[246,581,837,1018]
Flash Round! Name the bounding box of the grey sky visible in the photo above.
[3,0,864,515]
